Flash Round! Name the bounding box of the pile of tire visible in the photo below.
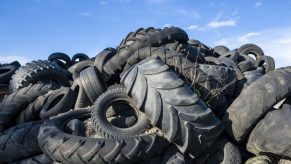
[0,26,290,164]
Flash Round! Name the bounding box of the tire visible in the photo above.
[68,59,93,80]
[205,56,223,65]
[213,46,229,56]
[187,39,213,57]
[9,60,70,92]
[48,52,72,68]
[221,50,239,63]
[94,48,116,74]
[0,83,59,132]
[92,87,150,138]
[0,61,21,84]
[11,154,53,164]
[71,78,91,108]
[16,91,53,124]
[0,121,42,163]
[245,155,276,164]
[38,110,168,164]
[65,119,86,136]
[121,58,223,157]
[204,138,242,164]
[72,53,89,64]
[237,44,264,60]
[79,66,105,103]
[223,66,291,142]
[39,87,76,119]
[247,104,291,158]
[237,60,252,73]
[103,27,189,77]
[255,56,275,73]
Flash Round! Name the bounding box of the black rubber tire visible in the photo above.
[79,66,105,103]
[92,87,150,138]
[221,50,239,63]
[223,66,291,142]
[237,44,264,60]
[65,119,86,136]
[121,58,223,157]
[237,60,252,73]
[16,91,53,124]
[0,61,21,84]
[38,110,168,164]
[255,56,275,73]
[213,46,229,56]
[204,138,242,164]
[94,48,116,74]
[39,87,76,119]
[68,59,93,80]
[247,103,291,158]
[0,121,42,163]
[9,60,70,92]
[12,154,53,164]
[48,52,72,68]
[0,83,59,132]
[103,27,189,77]
[72,53,89,64]
[205,56,223,65]
[71,78,91,108]
[187,39,213,57]
[245,155,276,164]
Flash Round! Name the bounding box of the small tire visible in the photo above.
[72,53,89,64]
[79,66,105,103]
[48,52,72,68]
[92,87,150,138]
[39,87,76,119]
[238,44,264,60]
[255,56,275,73]
[68,59,93,80]
[0,61,21,84]
[213,46,230,56]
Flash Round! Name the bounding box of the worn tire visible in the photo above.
[0,61,21,84]
[48,52,72,68]
[103,27,189,77]
[79,66,105,103]
[255,56,275,73]
[92,87,150,138]
[39,87,76,119]
[0,121,42,163]
[237,44,264,60]
[247,103,291,158]
[0,83,59,131]
[223,66,291,142]
[213,46,229,56]
[72,53,89,63]
[68,59,93,80]
[94,48,116,74]
[71,78,91,108]
[11,154,53,164]
[245,155,276,164]
[121,58,223,157]
[9,60,70,92]
[38,110,168,164]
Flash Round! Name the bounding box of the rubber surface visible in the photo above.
[121,58,223,157]
[38,110,168,164]
[223,66,291,142]
[9,60,69,92]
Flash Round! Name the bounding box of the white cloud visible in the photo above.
[79,12,91,17]
[208,19,237,28]
[0,55,30,65]
[213,27,291,68]
[187,25,199,30]
[237,32,260,43]
[255,1,262,7]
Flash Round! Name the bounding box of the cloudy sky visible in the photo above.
[0,0,291,67]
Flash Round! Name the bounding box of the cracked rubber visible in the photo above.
[223,66,291,142]
[9,60,70,92]
[38,110,168,164]
[121,58,223,157]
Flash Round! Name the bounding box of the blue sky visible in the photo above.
[1,0,291,67]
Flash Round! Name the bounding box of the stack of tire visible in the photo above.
[0,26,290,164]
